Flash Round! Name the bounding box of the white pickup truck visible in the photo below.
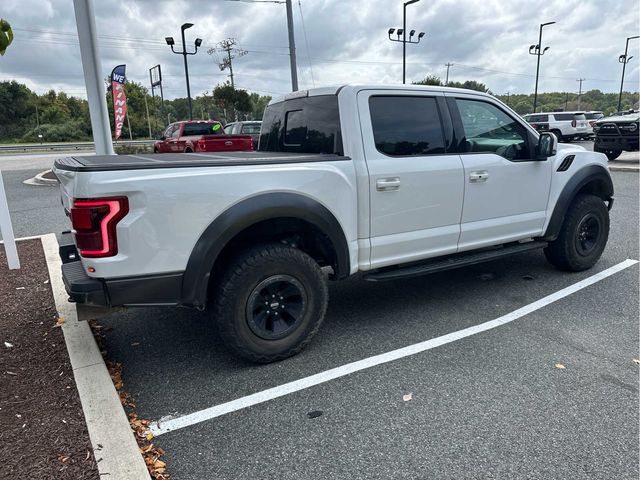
[53,84,614,363]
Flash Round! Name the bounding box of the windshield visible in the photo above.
[241,124,261,134]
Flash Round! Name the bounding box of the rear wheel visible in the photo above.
[184,147,193,153]
[212,243,328,363]
[551,130,563,143]
[544,194,609,272]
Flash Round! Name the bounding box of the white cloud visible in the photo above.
[1,0,638,99]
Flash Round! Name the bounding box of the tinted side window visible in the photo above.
[259,95,343,155]
[241,123,261,134]
[527,114,548,123]
[369,96,445,156]
[171,125,181,138]
[456,99,530,161]
[163,125,174,138]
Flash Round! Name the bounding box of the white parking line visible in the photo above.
[150,259,638,437]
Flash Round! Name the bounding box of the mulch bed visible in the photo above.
[0,239,99,479]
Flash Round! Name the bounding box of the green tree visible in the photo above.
[447,80,490,93]
[0,19,13,56]
[413,75,443,86]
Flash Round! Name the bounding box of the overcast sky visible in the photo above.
[1,0,639,100]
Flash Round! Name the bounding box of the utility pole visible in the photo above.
[505,91,510,106]
[576,78,585,110]
[125,102,133,141]
[166,23,202,120]
[617,35,639,112]
[208,38,247,90]
[285,0,298,91]
[445,62,453,85]
[529,21,556,113]
[565,91,569,110]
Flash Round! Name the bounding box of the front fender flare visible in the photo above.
[543,164,613,241]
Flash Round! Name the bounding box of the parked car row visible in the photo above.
[523,111,598,142]
[154,120,262,154]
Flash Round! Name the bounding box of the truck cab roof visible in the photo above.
[268,84,493,105]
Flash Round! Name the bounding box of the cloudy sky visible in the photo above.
[1,0,639,100]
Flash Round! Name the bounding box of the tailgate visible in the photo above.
[52,160,78,213]
[202,135,253,152]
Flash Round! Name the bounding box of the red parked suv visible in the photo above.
[154,121,253,153]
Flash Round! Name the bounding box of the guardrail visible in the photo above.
[0,140,155,153]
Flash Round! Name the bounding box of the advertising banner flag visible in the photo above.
[110,64,127,140]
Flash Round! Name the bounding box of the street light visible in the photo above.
[617,35,639,112]
[529,21,555,113]
[166,22,201,120]
[387,0,425,84]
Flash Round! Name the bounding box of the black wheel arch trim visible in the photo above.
[542,164,613,241]
[181,192,350,308]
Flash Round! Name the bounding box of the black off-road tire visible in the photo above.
[594,145,622,161]
[213,243,328,363]
[544,194,609,272]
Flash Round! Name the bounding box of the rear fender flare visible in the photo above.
[181,192,350,308]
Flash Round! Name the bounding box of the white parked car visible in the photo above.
[53,85,614,362]
[524,111,592,141]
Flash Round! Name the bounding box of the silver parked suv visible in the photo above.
[524,111,591,142]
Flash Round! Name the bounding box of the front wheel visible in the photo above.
[544,194,609,272]
[212,243,328,363]
[594,145,622,161]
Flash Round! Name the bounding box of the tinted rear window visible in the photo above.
[240,123,261,134]
[526,114,548,122]
[585,113,604,120]
[369,96,445,156]
[259,95,343,155]
[183,123,222,136]
[554,113,585,121]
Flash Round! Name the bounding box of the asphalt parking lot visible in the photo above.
[98,170,637,479]
[1,147,639,479]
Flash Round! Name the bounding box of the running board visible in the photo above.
[364,241,548,282]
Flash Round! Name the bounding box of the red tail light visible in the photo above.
[197,138,207,151]
[571,119,577,127]
[71,197,129,257]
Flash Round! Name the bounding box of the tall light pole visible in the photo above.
[285,0,298,91]
[529,21,555,113]
[166,23,202,120]
[387,0,425,84]
[618,35,639,113]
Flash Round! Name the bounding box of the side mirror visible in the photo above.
[536,132,557,160]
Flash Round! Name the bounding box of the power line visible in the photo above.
[297,0,315,88]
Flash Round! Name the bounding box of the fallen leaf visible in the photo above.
[554,363,566,369]
[154,460,166,469]
[55,317,65,326]
[4,342,13,348]
[146,432,154,440]
[403,393,413,402]
[632,358,640,365]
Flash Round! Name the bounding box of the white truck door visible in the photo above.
[357,90,464,269]
[448,95,552,251]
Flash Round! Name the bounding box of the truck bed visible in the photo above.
[54,152,350,172]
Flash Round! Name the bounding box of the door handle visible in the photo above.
[376,177,401,192]
[469,171,489,183]
[225,140,233,145]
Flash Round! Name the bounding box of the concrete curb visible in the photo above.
[23,169,58,186]
[609,165,639,172]
[40,234,150,480]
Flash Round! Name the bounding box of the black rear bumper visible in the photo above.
[59,232,184,308]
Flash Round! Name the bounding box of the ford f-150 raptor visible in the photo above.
[53,84,614,363]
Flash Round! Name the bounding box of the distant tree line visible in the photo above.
[0,80,271,143]
[1,77,638,144]
[413,75,639,116]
